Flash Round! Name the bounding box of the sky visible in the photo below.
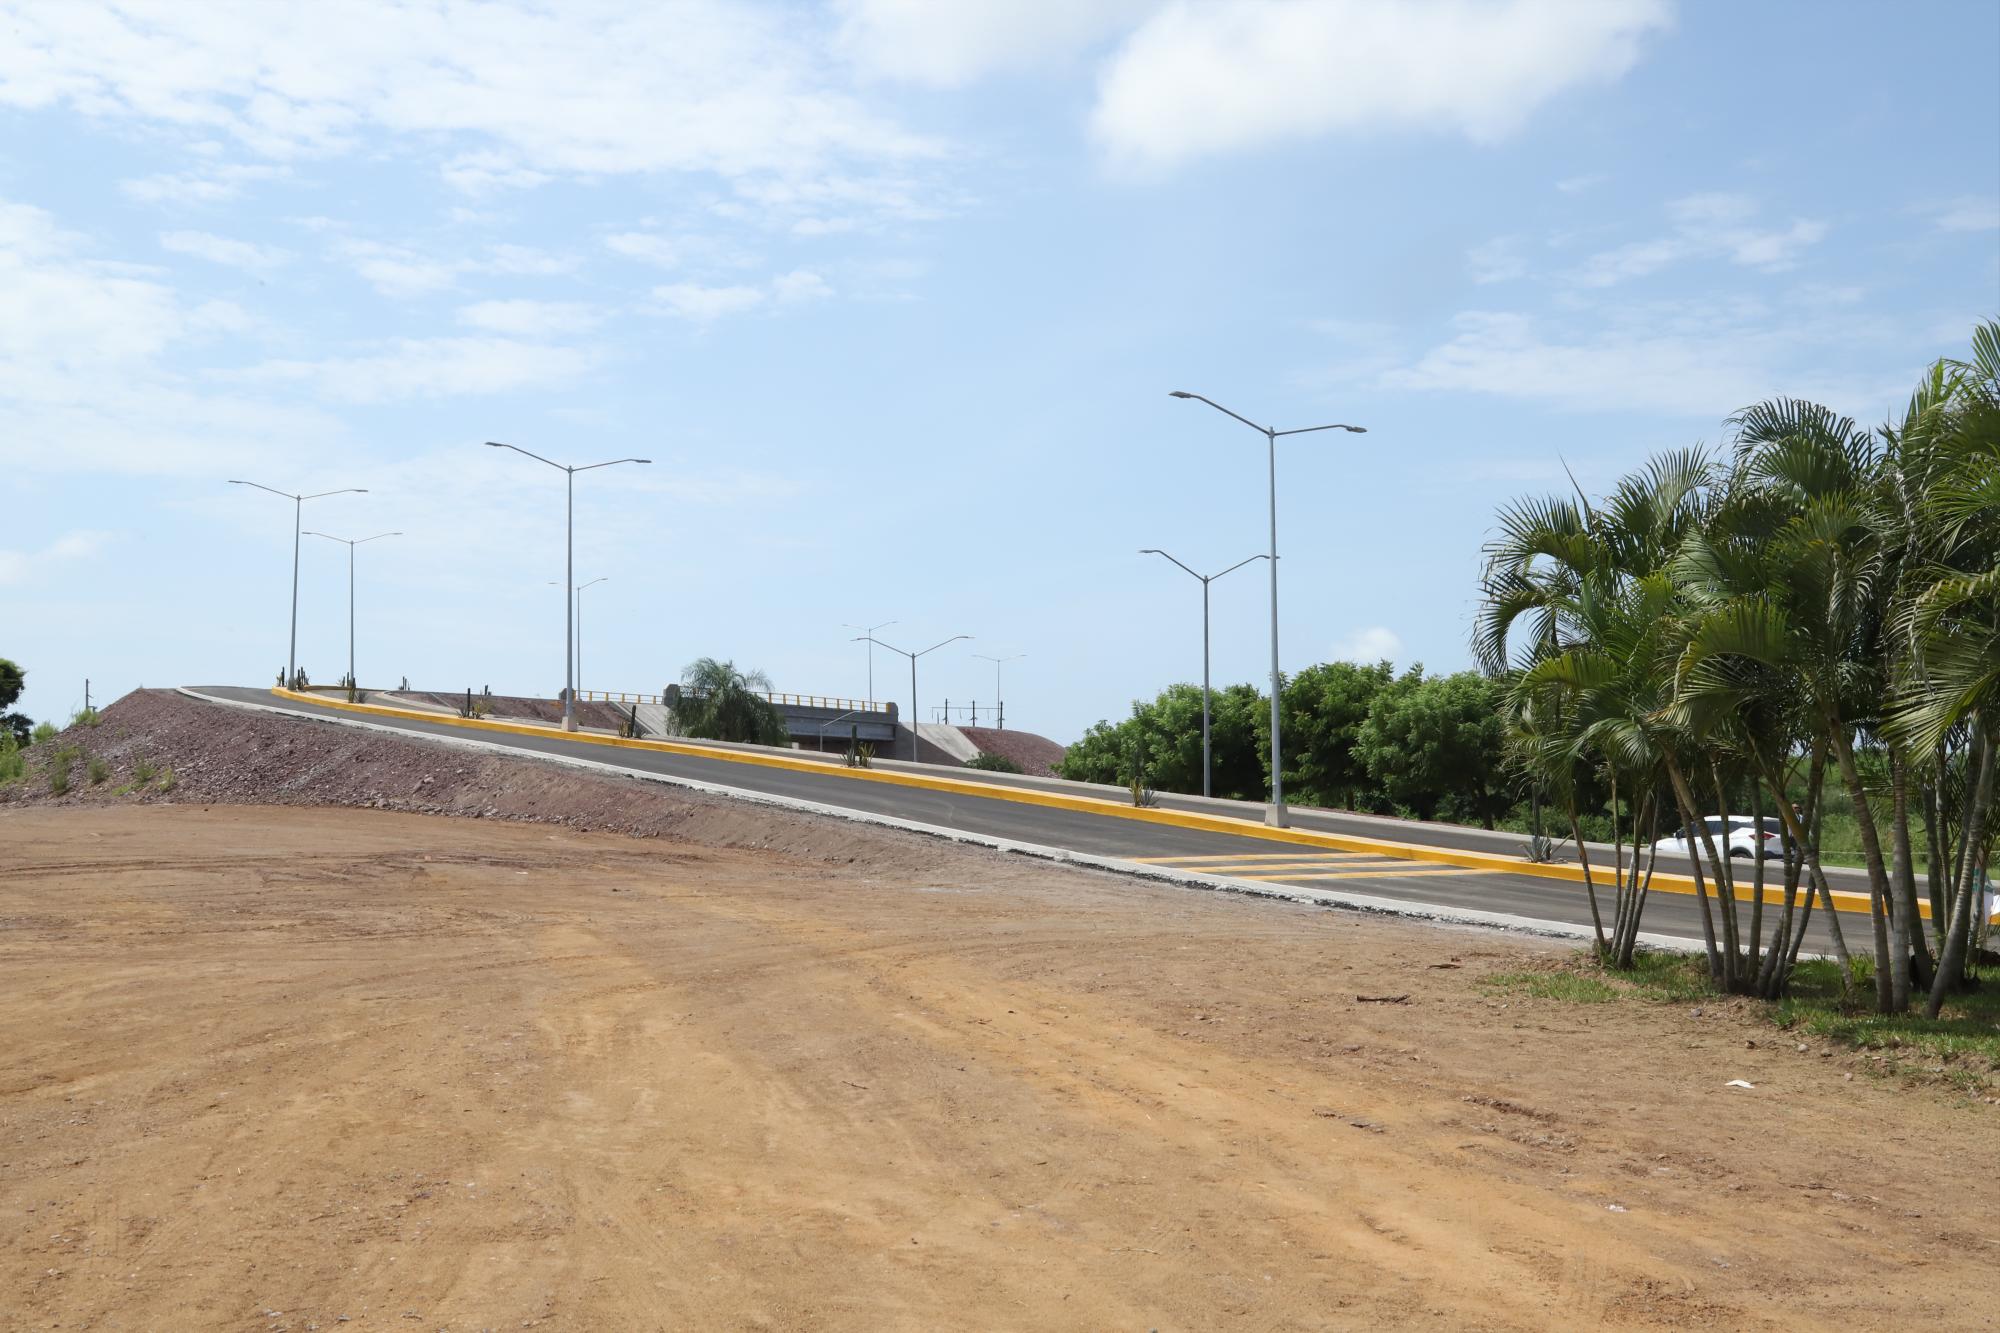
[3,0,1997,743]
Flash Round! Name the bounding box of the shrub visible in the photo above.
[30,721,57,746]
[87,755,109,785]
[0,732,23,784]
[156,765,176,794]
[47,746,77,795]
[71,706,101,729]
[132,756,158,784]
[964,752,1022,774]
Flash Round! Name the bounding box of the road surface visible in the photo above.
[193,686,1871,955]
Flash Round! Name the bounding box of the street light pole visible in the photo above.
[855,633,970,761]
[486,442,650,732]
[305,531,401,691]
[1139,549,1266,799]
[842,619,896,706]
[971,653,1025,731]
[229,480,368,687]
[1169,392,1366,827]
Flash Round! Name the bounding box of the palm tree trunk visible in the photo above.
[1707,764,1745,987]
[1924,756,1949,952]
[1569,807,1608,958]
[1884,747,1917,1008]
[1890,747,1935,990]
[1665,757,1724,987]
[1828,724,1902,1012]
[1747,769,1767,979]
[1927,726,1994,1017]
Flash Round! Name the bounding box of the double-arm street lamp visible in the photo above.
[1139,549,1267,799]
[229,479,368,688]
[304,530,401,692]
[1169,392,1366,826]
[842,619,897,706]
[855,633,971,761]
[971,652,1024,730]
[549,577,610,695]
[486,442,650,732]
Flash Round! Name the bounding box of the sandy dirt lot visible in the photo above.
[2,804,1994,1331]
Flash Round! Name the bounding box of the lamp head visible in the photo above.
[1345,426,1368,434]
[1168,391,1194,399]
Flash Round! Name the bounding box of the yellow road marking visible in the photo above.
[1130,852,1366,865]
[1234,867,1491,882]
[1163,859,1423,875]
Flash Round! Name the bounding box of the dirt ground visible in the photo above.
[4,805,1995,1331]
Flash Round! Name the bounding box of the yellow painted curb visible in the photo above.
[268,688,1923,921]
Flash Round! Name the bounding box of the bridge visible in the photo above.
[577,687,900,750]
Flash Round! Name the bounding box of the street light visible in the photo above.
[1139,549,1266,799]
[1169,391,1366,827]
[547,577,609,695]
[228,479,368,688]
[854,633,970,761]
[971,653,1025,731]
[841,619,896,706]
[486,441,650,732]
[304,530,401,693]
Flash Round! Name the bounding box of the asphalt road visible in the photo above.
[194,686,1866,955]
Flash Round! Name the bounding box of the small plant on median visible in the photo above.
[1477,969,1618,1004]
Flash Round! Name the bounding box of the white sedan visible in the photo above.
[1653,816,1793,864]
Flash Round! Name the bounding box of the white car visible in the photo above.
[1653,815,1794,864]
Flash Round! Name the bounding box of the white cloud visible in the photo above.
[652,283,767,321]
[1332,626,1403,664]
[1467,236,1526,284]
[1090,0,1671,170]
[1,2,938,180]
[121,163,288,205]
[1365,306,1902,419]
[1556,173,1607,193]
[0,529,114,585]
[331,238,578,298]
[1932,197,2000,232]
[772,268,834,303]
[160,229,291,271]
[458,299,604,336]
[1573,192,1828,286]
[233,337,597,405]
[835,0,1150,87]
[605,232,681,267]
[651,269,833,320]
[441,151,551,194]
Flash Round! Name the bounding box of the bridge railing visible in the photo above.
[577,687,888,713]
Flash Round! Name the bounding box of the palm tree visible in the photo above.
[673,657,789,746]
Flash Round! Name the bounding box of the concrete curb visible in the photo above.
[181,687,1723,955]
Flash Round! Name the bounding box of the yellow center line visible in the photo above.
[1129,853,1367,864]
[1233,867,1492,882]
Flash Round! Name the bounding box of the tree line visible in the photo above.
[1056,662,1514,828]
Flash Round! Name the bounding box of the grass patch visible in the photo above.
[132,756,157,785]
[1478,969,1619,1004]
[87,755,109,785]
[156,765,176,794]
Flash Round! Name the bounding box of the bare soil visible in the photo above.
[958,726,1066,776]
[4,801,1996,1330]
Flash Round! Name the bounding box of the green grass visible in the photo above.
[1478,970,1619,1004]
[86,755,109,785]
[1492,946,1999,1089]
[46,744,77,795]
[132,756,157,784]
[0,733,23,784]
[156,765,176,794]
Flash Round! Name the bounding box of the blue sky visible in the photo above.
[4,0,1996,742]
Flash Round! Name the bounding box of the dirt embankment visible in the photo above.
[0,689,941,870]
[958,725,1066,776]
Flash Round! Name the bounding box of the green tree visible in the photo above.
[1355,669,1511,827]
[1281,659,1392,809]
[670,657,788,746]
[0,657,28,747]
[1056,681,1269,800]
